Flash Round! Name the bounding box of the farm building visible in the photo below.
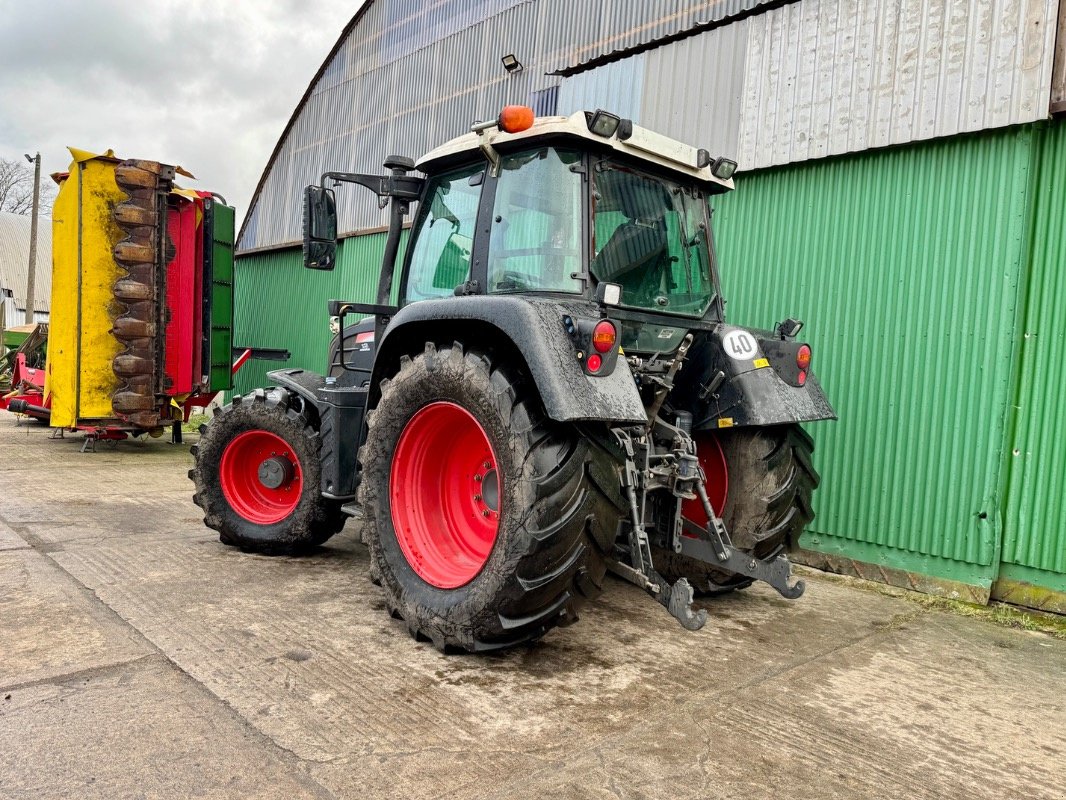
[232,0,1066,612]
[0,210,51,327]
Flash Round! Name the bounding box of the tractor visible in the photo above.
[190,106,836,652]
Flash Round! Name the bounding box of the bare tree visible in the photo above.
[0,157,55,216]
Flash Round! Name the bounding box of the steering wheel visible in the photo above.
[494,270,539,291]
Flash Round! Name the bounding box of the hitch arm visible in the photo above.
[610,436,709,631]
[687,481,805,600]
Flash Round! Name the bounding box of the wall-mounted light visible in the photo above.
[501,54,523,74]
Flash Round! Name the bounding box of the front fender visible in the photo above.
[373,296,647,424]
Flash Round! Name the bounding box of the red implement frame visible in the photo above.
[164,195,204,396]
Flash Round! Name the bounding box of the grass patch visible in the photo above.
[183,412,211,433]
[907,594,1066,639]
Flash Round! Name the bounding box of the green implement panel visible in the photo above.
[205,200,236,392]
[713,126,1036,594]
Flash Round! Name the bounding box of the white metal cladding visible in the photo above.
[556,55,647,121]
[241,0,1063,252]
[0,211,52,315]
[639,20,750,160]
[738,0,1060,169]
[239,0,784,251]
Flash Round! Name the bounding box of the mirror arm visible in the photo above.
[318,171,424,201]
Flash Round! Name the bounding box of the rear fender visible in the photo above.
[674,324,837,429]
[370,296,647,424]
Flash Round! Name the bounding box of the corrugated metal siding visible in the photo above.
[557,55,646,121]
[639,20,749,159]
[0,211,52,314]
[1003,120,1066,580]
[713,126,1035,584]
[233,232,394,393]
[738,0,1059,170]
[542,0,783,73]
[239,0,781,252]
[243,0,1063,253]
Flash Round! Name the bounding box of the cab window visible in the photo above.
[487,148,582,294]
[406,165,483,301]
[591,164,715,317]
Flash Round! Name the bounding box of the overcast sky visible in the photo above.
[0,1,361,222]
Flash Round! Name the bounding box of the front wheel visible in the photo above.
[359,341,625,652]
[190,388,346,554]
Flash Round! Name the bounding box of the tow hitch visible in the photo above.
[608,420,805,631]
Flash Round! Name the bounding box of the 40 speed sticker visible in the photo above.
[722,329,759,360]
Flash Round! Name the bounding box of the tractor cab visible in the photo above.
[304,108,737,352]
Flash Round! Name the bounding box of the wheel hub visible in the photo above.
[478,468,499,512]
[219,429,303,524]
[258,456,294,489]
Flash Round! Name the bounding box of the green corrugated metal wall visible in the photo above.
[999,122,1066,608]
[713,125,1038,596]
[233,233,394,393]
[233,121,1066,606]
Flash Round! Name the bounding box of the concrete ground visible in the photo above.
[0,415,1063,800]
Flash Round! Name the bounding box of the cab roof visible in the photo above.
[416,110,735,192]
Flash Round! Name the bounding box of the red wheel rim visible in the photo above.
[390,402,500,589]
[681,434,728,534]
[219,430,303,524]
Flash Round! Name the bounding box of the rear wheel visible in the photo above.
[652,424,819,595]
[190,388,346,554]
[360,341,625,652]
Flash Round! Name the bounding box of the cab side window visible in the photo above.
[487,148,582,294]
[406,165,483,301]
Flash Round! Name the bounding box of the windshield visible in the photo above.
[591,163,715,317]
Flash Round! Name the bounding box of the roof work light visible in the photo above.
[711,157,738,180]
[586,109,621,138]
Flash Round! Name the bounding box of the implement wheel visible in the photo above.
[190,388,346,554]
[652,425,819,595]
[360,341,624,652]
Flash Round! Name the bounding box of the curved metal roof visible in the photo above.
[236,0,770,252]
[0,211,52,314]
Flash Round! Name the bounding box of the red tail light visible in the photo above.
[586,353,603,372]
[592,320,617,353]
[796,345,811,370]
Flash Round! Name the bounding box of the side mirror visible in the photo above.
[303,185,338,270]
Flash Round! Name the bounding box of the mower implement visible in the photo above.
[2,148,236,441]
[192,107,836,650]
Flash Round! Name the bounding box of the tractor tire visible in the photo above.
[652,424,818,595]
[359,341,624,653]
[190,388,346,554]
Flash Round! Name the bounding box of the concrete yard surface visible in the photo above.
[0,414,1063,799]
